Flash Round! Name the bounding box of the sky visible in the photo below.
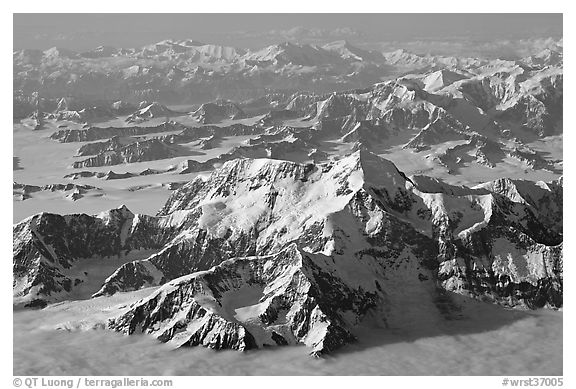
[13,14,562,51]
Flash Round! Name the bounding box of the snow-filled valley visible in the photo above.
[13,27,563,376]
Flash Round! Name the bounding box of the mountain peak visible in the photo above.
[343,149,411,189]
[97,204,134,223]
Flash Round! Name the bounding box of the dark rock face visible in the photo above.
[40,62,562,181]
[198,135,220,150]
[13,151,562,355]
[403,109,469,150]
[159,123,262,145]
[109,244,378,355]
[125,102,182,123]
[495,74,563,137]
[76,136,135,156]
[13,206,175,304]
[72,138,181,168]
[258,109,300,126]
[50,121,187,143]
[192,100,246,124]
[13,182,101,201]
[50,105,117,123]
[412,174,563,310]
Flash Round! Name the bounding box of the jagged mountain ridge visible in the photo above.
[13,182,101,202]
[192,100,246,124]
[13,151,562,354]
[40,63,562,175]
[13,37,562,114]
[16,39,561,189]
[13,206,174,306]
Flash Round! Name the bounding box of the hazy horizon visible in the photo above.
[14,13,562,52]
[13,11,564,380]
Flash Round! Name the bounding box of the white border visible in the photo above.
[3,3,571,386]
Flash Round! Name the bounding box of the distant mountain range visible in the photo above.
[13,36,563,357]
[41,58,562,175]
[14,37,562,112]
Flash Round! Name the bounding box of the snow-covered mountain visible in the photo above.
[32,57,561,193]
[13,37,562,112]
[192,100,246,124]
[13,182,101,202]
[125,102,183,123]
[12,34,563,359]
[13,151,562,354]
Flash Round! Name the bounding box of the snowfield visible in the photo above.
[13,33,563,375]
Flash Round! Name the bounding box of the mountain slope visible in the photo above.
[13,151,562,354]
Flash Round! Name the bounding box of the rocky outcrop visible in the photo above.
[72,139,181,168]
[495,72,563,137]
[13,182,101,201]
[474,176,563,237]
[198,135,220,150]
[76,136,135,156]
[160,123,263,145]
[50,121,187,143]
[507,145,559,171]
[257,109,299,126]
[403,109,469,150]
[64,171,136,180]
[192,100,246,124]
[125,102,182,123]
[109,244,363,355]
[13,206,177,306]
[50,106,116,123]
